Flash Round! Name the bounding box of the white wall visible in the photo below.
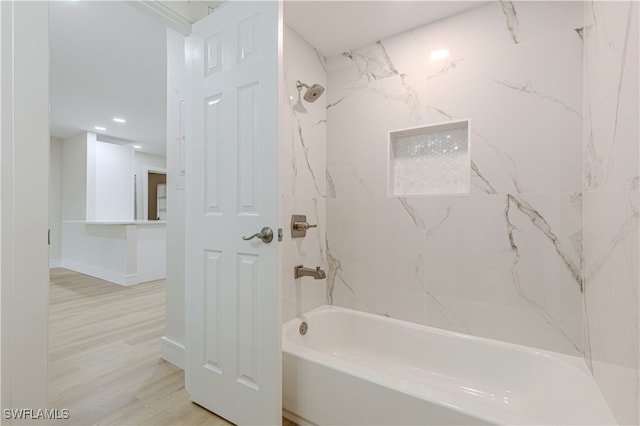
[63,133,139,222]
[1,0,50,412]
[94,141,134,221]
[61,132,88,220]
[325,2,584,356]
[85,131,97,220]
[134,151,166,220]
[582,2,640,424]
[162,27,186,369]
[49,138,63,267]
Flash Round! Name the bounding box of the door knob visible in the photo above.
[242,227,274,243]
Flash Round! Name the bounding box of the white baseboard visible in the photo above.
[283,409,316,426]
[60,259,139,286]
[161,336,185,370]
[49,259,61,268]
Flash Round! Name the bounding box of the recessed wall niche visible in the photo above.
[388,120,470,196]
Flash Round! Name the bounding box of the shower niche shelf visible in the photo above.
[388,120,470,196]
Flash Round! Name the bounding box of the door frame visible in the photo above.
[142,166,167,220]
[1,1,50,415]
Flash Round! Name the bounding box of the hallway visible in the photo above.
[48,269,230,425]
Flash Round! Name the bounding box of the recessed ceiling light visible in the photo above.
[429,49,450,61]
[113,117,126,123]
[133,145,142,149]
[94,126,106,131]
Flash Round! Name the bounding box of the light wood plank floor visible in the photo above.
[49,268,232,426]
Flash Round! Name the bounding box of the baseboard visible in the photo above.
[161,336,185,370]
[60,259,139,286]
[283,409,316,426]
[49,259,61,268]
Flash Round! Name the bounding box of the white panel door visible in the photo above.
[186,1,281,425]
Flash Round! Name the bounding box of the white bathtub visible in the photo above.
[282,305,616,425]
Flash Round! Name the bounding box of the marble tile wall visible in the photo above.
[325,2,586,356]
[280,26,328,323]
[582,2,639,424]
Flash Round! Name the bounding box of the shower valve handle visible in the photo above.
[293,221,317,231]
[291,214,317,238]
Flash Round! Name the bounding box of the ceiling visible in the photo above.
[49,1,168,155]
[284,1,483,58]
[50,1,482,156]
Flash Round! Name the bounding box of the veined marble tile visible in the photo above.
[584,183,639,369]
[425,295,585,355]
[584,77,639,190]
[328,14,582,197]
[281,26,328,323]
[584,183,639,425]
[425,35,582,195]
[324,1,587,358]
[423,193,584,355]
[583,1,639,191]
[326,197,428,322]
[582,2,640,423]
[326,2,584,85]
[327,76,427,199]
[513,1,584,43]
[590,360,639,426]
[584,1,638,108]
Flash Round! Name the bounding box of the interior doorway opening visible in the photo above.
[148,171,167,220]
[141,166,167,221]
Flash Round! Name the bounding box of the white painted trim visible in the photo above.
[49,259,61,269]
[283,409,314,426]
[60,259,139,286]
[142,165,167,221]
[161,336,186,370]
[127,1,192,35]
[1,1,50,411]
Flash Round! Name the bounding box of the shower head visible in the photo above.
[296,80,325,103]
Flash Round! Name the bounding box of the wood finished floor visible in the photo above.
[48,268,233,426]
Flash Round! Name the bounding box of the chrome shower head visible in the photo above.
[296,80,325,103]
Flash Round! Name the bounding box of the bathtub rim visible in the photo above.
[284,304,593,375]
[282,304,617,425]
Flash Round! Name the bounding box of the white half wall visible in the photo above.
[61,221,138,285]
[60,221,166,286]
[137,223,166,282]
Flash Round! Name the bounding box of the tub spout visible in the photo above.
[294,265,326,279]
